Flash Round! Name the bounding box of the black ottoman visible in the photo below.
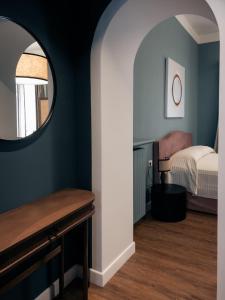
[151,184,187,222]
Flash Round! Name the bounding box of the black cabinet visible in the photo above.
[151,184,187,222]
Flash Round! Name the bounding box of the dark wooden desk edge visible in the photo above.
[0,189,95,300]
[0,201,94,257]
[0,205,95,275]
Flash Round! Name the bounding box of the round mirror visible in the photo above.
[172,74,182,106]
[0,18,54,140]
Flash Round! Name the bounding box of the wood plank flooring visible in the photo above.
[64,211,217,300]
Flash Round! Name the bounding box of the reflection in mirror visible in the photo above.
[0,18,54,140]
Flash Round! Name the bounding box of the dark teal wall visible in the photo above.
[134,17,219,147]
[198,42,219,147]
[0,0,111,299]
[134,18,199,144]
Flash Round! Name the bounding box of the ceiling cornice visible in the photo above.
[176,15,219,44]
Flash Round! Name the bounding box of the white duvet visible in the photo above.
[167,146,218,199]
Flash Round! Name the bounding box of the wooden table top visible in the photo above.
[0,189,94,254]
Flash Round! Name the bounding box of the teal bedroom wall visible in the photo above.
[198,42,219,147]
[134,17,219,147]
[134,17,199,144]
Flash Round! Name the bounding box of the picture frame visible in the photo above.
[165,58,185,118]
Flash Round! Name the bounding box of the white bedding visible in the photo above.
[197,153,218,199]
[166,146,218,199]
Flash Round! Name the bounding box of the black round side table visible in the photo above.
[151,184,187,222]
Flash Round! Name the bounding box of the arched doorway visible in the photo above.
[91,1,225,298]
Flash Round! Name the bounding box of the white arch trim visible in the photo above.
[91,0,225,298]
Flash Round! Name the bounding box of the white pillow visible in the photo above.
[170,145,215,163]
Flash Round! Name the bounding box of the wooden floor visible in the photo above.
[64,211,217,300]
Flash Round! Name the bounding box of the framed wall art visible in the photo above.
[165,58,185,118]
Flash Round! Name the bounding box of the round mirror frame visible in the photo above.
[0,16,56,149]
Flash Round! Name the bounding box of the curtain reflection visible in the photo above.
[16,84,48,138]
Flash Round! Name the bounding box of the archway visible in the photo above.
[91,1,225,298]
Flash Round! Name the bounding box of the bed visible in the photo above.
[153,131,218,214]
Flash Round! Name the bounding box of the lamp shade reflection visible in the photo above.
[16,53,48,85]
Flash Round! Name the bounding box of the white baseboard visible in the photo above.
[90,242,135,287]
[35,265,82,300]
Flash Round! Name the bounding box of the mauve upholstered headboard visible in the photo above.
[153,131,192,184]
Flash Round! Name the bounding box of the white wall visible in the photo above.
[205,1,225,299]
[91,1,225,298]
[0,81,17,139]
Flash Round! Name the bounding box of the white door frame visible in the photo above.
[91,1,225,298]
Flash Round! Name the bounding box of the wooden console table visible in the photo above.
[0,189,95,299]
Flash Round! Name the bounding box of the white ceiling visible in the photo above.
[25,41,45,57]
[176,14,219,44]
